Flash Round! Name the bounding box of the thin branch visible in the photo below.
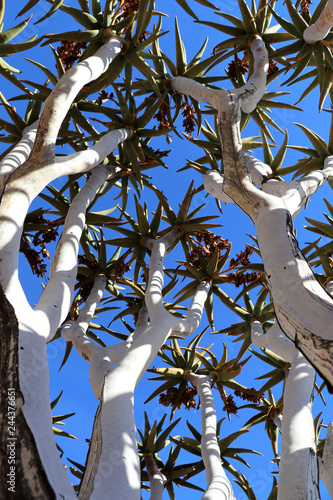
[188,373,235,500]
[145,454,166,500]
[144,229,180,321]
[175,280,211,336]
[54,128,132,178]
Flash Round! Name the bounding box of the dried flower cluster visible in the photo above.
[221,392,238,416]
[76,255,99,304]
[188,231,230,269]
[57,40,87,71]
[94,90,117,106]
[159,386,198,410]
[227,55,249,80]
[227,270,265,287]
[268,59,279,76]
[181,95,196,136]
[114,0,140,20]
[153,102,172,144]
[234,388,263,404]
[21,214,59,277]
[113,258,131,280]
[229,246,253,269]
[22,247,47,278]
[141,149,171,165]
[300,0,312,14]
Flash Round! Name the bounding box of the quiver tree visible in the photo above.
[2,0,333,499]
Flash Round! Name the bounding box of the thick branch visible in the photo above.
[278,350,319,499]
[33,34,124,162]
[0,121,38,196]
[34,166,115,341]
[303,0,333,43]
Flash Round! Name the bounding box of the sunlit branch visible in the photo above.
[54,128,132,177]
[188,373,235,500]
[235,35,269,113]
[278,349,319,499]
[62,274,106,361]
[203,170,234,203]
[0,121,38,195]
[175,280,211,336]
[145,454,166,500]
[251,320,294,363]
[144,229,181,321]
[35,166,116,341]
[32,33,125,162]
[303,0,333,43]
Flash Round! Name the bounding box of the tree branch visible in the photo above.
[32,33,125,163]
[35,166,116,341]
[0,121,38,196]
[145,454,166,500]
[303,0,333,43]
[188,373,235,500]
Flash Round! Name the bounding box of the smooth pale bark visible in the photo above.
[72,231,211,499]
[279,350,319,500]
[188,373,235,500]
[34,165,124,342]
[0,121,37,195]
[145,454,166,500]
[32,33,125,161]
[251,321,320,499]
[303,0,333,43]
[319,422,333,496]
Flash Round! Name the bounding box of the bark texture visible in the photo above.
[0,284,55,500]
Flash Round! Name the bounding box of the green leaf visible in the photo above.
[174,0,199,20]
[35,0,64,25]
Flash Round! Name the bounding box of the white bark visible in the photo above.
[235,35,269,114]
[188,373,235,500]
[278,349,319,500]
[303,0,333,43]
[203,170,234,203]
[145,454,166,500]
[192,48,333,390]
[251,320,294,363]
[251,321,319,499]
[32,34,125,161]
[34,165,120,342]
[0,121,37,195]
[319,422,333,496]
